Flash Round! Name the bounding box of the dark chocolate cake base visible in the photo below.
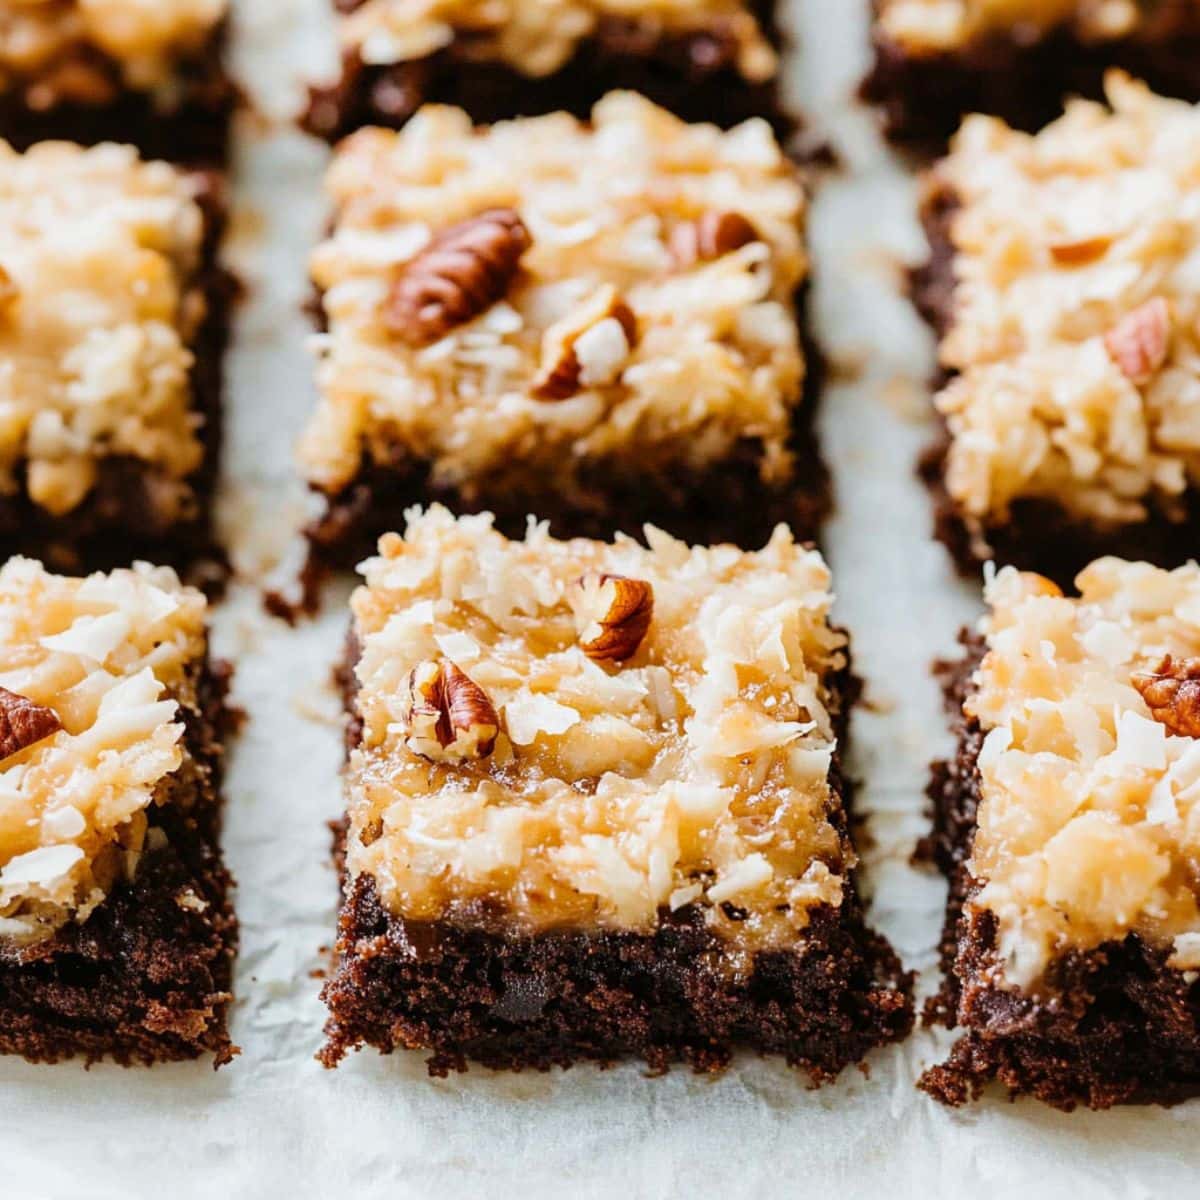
[920,639,1200,1110]
[912,181,1200,587]
[305,418,831,575]
[0,660,238,1068]
[0,173,234,589]
[863,16,1200,147]
[0,31,234,165]
[320,635,913,1078]
[320,869,912,1079]
[304,1,792,143]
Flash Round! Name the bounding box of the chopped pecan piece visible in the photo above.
[576,574,654,662]
[533,285,638,400]
[404,660,500,762]
[1048,235,1112,267]
[1133,656,1200,739]
[385,208,531,347]
[0,687,62,764]
[1104,297,1172,385]
[670,210,760,268]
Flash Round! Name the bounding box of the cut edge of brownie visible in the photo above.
[0,169,235,591]
[0,656,239,1069]
[919,635,1200,1111]
[319,625,914,1079]
[911,180,1200,589]
[0,20,236,166]
[303,0,795,145]
[301,283,830,588]
[861,4,1200,147]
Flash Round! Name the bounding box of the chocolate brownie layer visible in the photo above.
[321,854,912,1078]
[921,638,1200,1110]
[0,658,237,1067]
[0,167,233,586]
[322,618,912,1077]
[863,5,1200,145]
[304,0,791,143]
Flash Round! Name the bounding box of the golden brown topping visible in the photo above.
[1103,296,1172,385]
[532,286,638,401]
[0,686,62,765]
[404,659,500,761]
[1048,234,1113,267]
[384,207,531,347]
[670,210,760,268]
[1133,655,1200,739]
[0,263,18,319]
[576,573,654,662]
[1024,573,1064,598]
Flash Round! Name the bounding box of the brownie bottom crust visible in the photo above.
[0,178,235,589]
[305,419,831,576]
[863,25,1200,147]
[304,5,793,146]
[920,639,1200,1110]
[320,865,912,1079]
[0,660,238,1068]
[911,182,1200,588]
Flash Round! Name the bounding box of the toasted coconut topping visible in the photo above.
[345,506,850,950]
[969,558,1200,986]
[928,76,1200,532]
[301,93,807,503]
[0,558,208,948]
[0,140,208,520]
[338,0,776,82]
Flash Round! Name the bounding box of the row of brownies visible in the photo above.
[0,0,1197,1112]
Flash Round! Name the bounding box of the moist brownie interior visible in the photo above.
[304,0,791,141]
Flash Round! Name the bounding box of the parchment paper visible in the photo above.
[3,2,1198,1196]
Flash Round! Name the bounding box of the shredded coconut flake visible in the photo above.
[345,507,851,949]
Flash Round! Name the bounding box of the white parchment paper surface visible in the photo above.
[2,1,1199,1195]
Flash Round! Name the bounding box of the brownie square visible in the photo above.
[320,507,912,1076]
[0,558,237,1067]
[301,94,827,573]
[0,140,232,582]
[922,559,1200,1109]
[0,1,233,164]
[304,0,792,143]
[863,0,1200,144]
[911,75,1200,587]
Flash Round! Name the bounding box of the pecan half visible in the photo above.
[1048,235,1112,267]
[1104,297,1171,385]
[670,210,760,268]
[384,208,531,347]
[404,660,499,762]
[1133,656,1200,739]
[533,285,638,401]
[0,687,62,764]
[576,574,654,662]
